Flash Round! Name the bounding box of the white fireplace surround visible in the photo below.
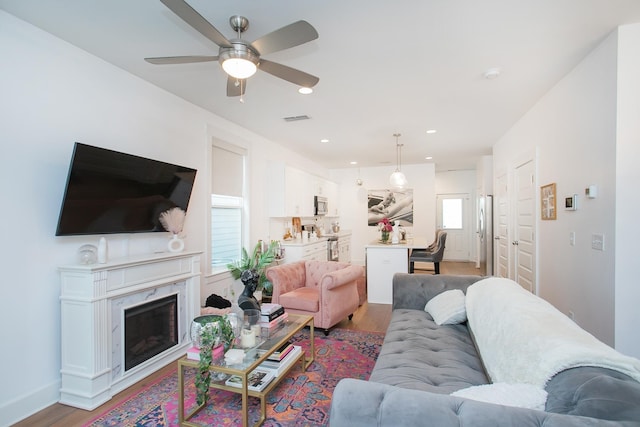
[59,251,201,410]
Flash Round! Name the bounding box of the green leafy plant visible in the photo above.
[194,315,235,405]
[226,241,278,292]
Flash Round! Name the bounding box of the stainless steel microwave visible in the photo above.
[314,195,328,215]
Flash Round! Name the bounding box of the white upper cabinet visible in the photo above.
[269,163,339,218]
[269,163,314,217]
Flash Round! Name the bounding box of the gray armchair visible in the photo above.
[409,232,447,274]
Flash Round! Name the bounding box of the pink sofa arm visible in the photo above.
[320,265,364,291]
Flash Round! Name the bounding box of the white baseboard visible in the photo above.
[0,379,60,427]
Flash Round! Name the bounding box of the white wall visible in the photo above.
[493,29,622,349]
[0,11,327,425]
[615,24,640,358]
[330,163,436,265]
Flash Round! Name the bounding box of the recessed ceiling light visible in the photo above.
[483,67,501,80]
[298,87,313,94]
[320,138,329,143]
[425,156,433,160]
[426,129,437,134]
[350,161,358,165]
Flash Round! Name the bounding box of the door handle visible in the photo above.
[512,241,519,246]
[494,236,500,240]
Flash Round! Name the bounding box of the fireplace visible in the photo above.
[59,251,201,410]
[124,294,178,371]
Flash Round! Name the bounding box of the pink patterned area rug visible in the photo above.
[84,328,384,427]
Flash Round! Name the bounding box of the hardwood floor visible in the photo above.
[13,261,479,427]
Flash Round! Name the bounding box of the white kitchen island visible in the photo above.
[365,238,429,304]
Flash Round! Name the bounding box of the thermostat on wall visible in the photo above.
[565,194,578,211]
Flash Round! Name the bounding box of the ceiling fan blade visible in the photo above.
[251,20,318,55]
[259,59,319,88]
[227,76,247,97]
[145,55,218,65]
[160,0,232,48]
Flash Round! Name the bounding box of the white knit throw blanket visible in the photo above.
[466,277,640,387]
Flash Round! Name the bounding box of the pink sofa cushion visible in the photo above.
[279,287,319,312]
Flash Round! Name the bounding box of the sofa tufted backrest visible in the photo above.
[303,260,351,288]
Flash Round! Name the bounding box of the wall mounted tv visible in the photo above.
[55,142,197,236]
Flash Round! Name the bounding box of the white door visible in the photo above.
[514,160,536,293]
[495,173,509,278]
[436,194,471,261]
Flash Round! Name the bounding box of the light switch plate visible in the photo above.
[591,233,605,251]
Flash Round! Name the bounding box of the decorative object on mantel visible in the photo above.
[227,241,278,310]
[97,237,108,263]
[389,133,408,190]
[78,244,98,264]
[378,218,393,243]
[159,207,186,252]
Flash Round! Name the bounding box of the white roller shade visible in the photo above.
[212,144,245,197]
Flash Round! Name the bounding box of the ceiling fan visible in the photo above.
[145,0,319,97]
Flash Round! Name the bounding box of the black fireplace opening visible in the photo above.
[124,294,178,371]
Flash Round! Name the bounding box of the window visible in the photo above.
[211,143,246,272]
[442,198,463,229]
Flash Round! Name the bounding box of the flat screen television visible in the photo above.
[55,142,197,236]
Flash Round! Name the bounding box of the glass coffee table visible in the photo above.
[178,313,314,427]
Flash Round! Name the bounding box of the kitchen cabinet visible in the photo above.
[282,240,327,263]
[269,164,314,217]
[339,233,351,263]
[269,163,340,218]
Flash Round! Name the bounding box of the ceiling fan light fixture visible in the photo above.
[298,87,313,95]
[219,44,259,79]
[222,57,257,79]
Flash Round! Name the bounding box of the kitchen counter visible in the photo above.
[365,237,429,248]
[366,237,430,304]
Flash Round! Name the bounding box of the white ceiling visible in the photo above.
[3,0,640,171]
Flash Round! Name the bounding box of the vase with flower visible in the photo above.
[159,207,186,252]
[378,217,393,243]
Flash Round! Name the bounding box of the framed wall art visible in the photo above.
[540,183,557,220]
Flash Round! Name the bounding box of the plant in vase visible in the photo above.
[193,315,235,405]
[227,241,278,310]
[378,217,393,242]
[159,207,186,252]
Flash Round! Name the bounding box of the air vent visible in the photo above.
[283,115,311,122]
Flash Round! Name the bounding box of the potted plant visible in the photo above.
[193,314,235,405]
[227,241,278,310]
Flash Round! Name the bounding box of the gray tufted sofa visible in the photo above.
[329,274,640,426]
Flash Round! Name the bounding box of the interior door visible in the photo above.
[495,173,509,278]
[436,193,471,261]
[514,160,536,293]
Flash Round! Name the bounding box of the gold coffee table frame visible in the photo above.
[178,314,314,427]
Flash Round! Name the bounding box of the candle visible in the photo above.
[240,328,256,348]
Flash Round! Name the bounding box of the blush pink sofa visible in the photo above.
[266,260,363,335]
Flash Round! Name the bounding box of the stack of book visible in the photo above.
[224,368,275,392]
[259,303,288,335]
[259,342,303,377]
[186,344,225,361]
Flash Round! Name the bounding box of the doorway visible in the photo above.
[436,193,471,261]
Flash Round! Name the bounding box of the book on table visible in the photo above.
[224,367,275,392]
[260,305,285,322]
[259,345,303,377]
[260,303,282,314]
[259,311,288,329]
[186,344,224,361]
[258,340,293,361]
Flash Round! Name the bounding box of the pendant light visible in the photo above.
[389,133,408,190]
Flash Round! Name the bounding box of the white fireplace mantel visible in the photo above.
[59,251,201,410]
